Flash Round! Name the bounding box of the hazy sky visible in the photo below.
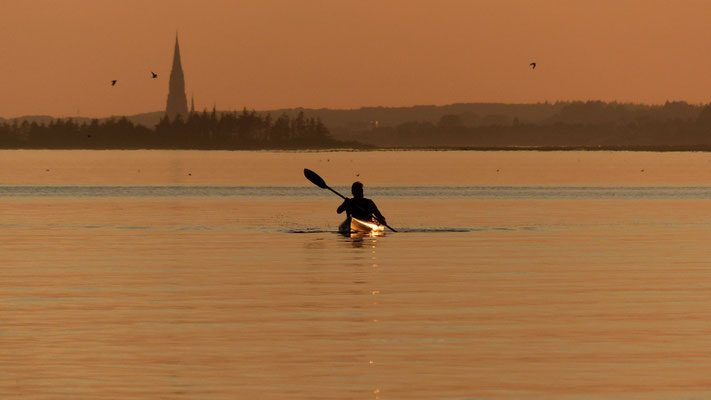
[1,0,710,118]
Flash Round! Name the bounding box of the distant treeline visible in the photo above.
[5,101,711,150]
[356,101,711,148]
[0,109,360,150]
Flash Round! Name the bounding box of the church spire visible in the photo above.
[166,34,188,119]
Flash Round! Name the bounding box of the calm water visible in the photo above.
[3,150,711,399]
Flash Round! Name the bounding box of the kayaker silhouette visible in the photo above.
[337,182,387,225]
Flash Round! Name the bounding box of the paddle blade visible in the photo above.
[304,168,328,189]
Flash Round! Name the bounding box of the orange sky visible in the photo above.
[1,0,710,118]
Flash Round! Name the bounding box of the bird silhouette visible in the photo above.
[151,71,157,78]
[111,80,117,86]
[530,62,536,70]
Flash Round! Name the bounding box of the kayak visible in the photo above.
[338,216,385,236]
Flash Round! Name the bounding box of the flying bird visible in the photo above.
[530,62,536,70]
[111,80,117,86]
[151,71,157,78]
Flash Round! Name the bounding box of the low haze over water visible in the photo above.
[4,150,711,399]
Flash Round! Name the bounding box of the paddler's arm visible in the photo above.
[337,199,350,214]
[370,201,386,224]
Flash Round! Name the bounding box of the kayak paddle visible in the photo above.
[303,168,397,232]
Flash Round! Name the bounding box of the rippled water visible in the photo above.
[3,150,711,399]
[5,185,711,199]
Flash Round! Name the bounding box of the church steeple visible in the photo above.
[166,34,188,120]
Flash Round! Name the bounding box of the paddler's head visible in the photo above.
[351,181,364,199]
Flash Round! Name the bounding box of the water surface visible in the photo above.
[3,150,711,399]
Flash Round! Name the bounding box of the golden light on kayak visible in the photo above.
[358,219,384,233]
[339,216,385,236]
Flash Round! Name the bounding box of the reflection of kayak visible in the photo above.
[339,216,385,235]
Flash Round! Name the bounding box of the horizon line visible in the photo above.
[3,99,711,120]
